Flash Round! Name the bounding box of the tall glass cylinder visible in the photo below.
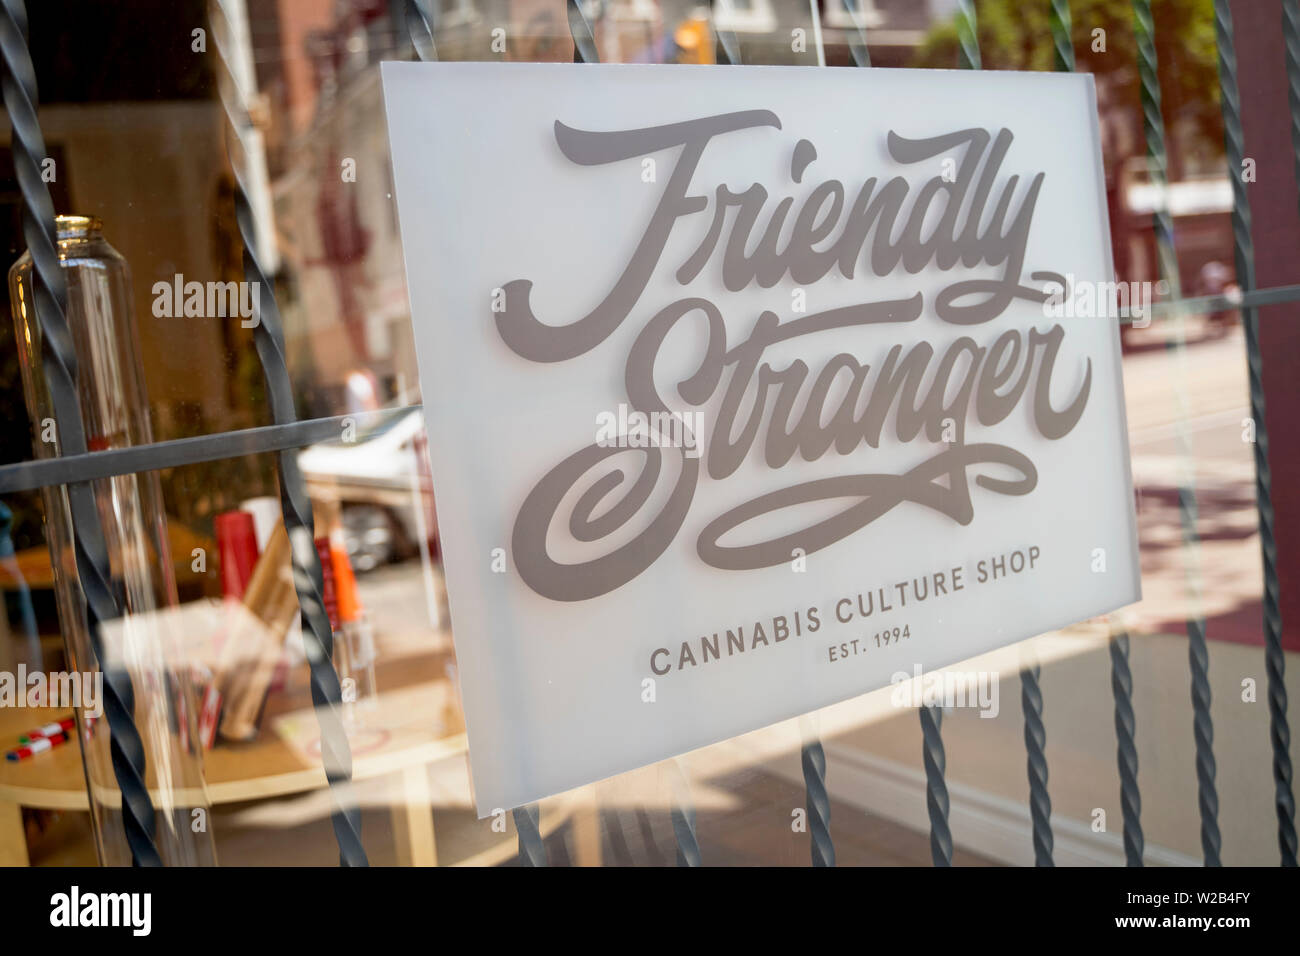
[8,215,216,866]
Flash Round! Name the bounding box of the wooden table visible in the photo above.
[0,522,598,865]
[0,649,591,866]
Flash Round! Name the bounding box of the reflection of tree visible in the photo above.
[913,0,1223,299]
[912,0,1222,180]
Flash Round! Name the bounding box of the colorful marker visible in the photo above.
[6,731,68,761]
[17,716,75,744]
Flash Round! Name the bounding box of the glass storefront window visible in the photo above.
[0,0,1294,875]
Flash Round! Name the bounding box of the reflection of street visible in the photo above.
[356,559,452,660]
[1121,320,1262,647]
[357,319,1267,663]
[298,410,433,573]
[236,317,1275,866]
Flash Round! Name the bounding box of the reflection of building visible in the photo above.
[662,0,934,65]
[274,67,417,416]
[0,2,251,460]
[1,0,1295,873]
[249,0,945,418]
[250,1,420,417]
[820,0,932,66]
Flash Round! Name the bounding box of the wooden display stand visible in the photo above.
[0,646,596,866]
[0,523,599,866]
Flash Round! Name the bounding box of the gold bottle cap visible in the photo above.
[54,214,102,239]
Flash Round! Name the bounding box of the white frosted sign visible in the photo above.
[382,62,1140,814]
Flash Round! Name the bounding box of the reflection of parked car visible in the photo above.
[297,410,436,572]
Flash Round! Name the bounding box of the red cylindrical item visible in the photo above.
[18,716,74,743]
[316,538,341,632]
[6,731,68,761]
[215,510,260,601]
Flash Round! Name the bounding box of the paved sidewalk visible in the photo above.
[1120,321,1266,648]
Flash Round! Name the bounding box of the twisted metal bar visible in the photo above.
[0,407,419,494]
[913,0,978,870]
[0,0,161,866]
[405,0,436,62]
[1133,0,1221,867]
[1007,0,1073,871]
[1108,632,1144,865]
[956,0,980,70]
[209,0,366,867]
[513,804,548,866]
[1021,664,1054,865]
[711,0,742,65]
[1049,0,1074,73]
[920,705,953,866]
[568,0,599,64]
[560,6,704,868]
[1242,0,1300,869]
[801,740,835,866]
[633,807,667,865]
[1152,283,1300,317]
[1183,592,1222,864]
[843,0,871,67]
[1133,0,1180,298]
[669,760,701,867]
[670,802,700,867]
[550,2,606,863]
[603,808,635,865]
[790,2,870,868]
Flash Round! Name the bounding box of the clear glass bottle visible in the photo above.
[8,215,216,866]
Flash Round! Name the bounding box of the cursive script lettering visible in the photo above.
[503,112,1090,601]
